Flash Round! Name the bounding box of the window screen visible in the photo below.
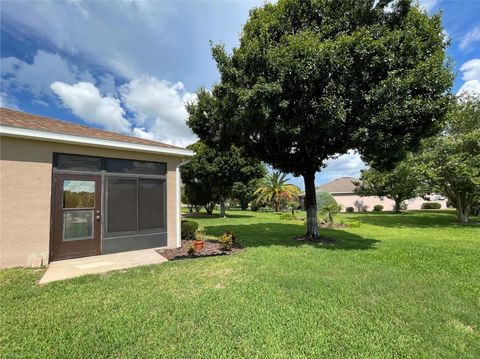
[107,178,137,233]
[106,158,166,175]
[138,179,165,230]
[56,154,102,172]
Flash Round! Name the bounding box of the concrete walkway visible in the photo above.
[39,249,168,284]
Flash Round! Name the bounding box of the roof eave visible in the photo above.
[0,126,194,158]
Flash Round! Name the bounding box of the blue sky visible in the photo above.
[1,0,479,189]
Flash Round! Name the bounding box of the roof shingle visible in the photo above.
[316,177,360,193]
[0,108,185,150]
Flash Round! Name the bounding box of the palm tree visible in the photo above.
[254,171,301,212]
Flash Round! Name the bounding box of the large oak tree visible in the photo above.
[187,0,452,239]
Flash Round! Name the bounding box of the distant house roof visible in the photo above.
[0,108,193,157]
[316,177,359,194]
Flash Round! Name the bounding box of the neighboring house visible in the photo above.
[0,108,193,268]
[301,177,447,212]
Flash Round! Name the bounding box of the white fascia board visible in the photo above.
[0,126,194,157]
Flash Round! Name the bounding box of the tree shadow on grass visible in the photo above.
[203,222,379,251]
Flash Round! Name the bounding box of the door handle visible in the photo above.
[96,214,101,221]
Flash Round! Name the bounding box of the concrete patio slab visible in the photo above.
[39,249,168,284]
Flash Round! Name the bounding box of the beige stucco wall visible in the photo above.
[0,136,184,268]
[333,194,447,212]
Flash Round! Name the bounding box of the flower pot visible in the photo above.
[194,240,204,250]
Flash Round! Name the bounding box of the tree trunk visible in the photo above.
[455,192,469,224]
[274,200,279,213]
[394,198,401,213]
[205,202,214,215]
[220,198,226,218]
[241,200,248,210]
[304,170,319,240]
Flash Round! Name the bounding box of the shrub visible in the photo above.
[316,191,338,211]
[400,202,408,210]
[187,244,196,256]
[218,231,235,251]
[421,202,442,209]
[346,207,354,213]
[354,200,368,212]
[195,229,206,241]
[343,220,361,228]
[181,220,198,240]
[373,204,384,212]
[279,213,297,220]
[316,191,340,222]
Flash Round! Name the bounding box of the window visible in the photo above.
[379,196,384,201]
[107,178,137,233]
[106,158,166,175]
[63,180,95,208]
[138,179,165,230]
[54,154,166,175]
[56,154,101,172]
[63,211,94,241]
[106,177,166,234]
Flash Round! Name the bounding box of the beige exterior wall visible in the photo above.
[333,193,447,212]
[0,136,184,268]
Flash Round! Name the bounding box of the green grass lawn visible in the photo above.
[1,210,479,358]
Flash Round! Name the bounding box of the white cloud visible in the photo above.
[0,92,19,109]
[132,127,155,140]
[49,77,197,147]
[318,151,367,185]
[457,58,480,96]
[0,1,174,80]
[459,26,480,50]
[442,29,450,45]
[419,0,439,11]
[119,76,197,147]
[50,81,131,133]
[1,50,93,98]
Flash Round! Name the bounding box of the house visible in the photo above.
[302,176,447,212]
[0,108,193,268]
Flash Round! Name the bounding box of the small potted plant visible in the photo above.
[194,229,206,250]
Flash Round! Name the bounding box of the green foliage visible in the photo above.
[187,0,453,238]
[316,191,341,223]
[218,231,235,251]
[231,177,265,210]
[414,95,480,223]
[250,199,267,212]
[279,213,297,221]
[316,191,337,211]
[183,182,215,213]
[355,159,425,212]
[181,141,265,217]
[181,220,199,241]
[421,202,442,210]
[346,207,354,213]
[187,244,196,256]
[341,220,361,228]
[254,171,301,212]
[195,229,206,242]
[373,205,384,212]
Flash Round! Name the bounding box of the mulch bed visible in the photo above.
[159,240,242,261]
